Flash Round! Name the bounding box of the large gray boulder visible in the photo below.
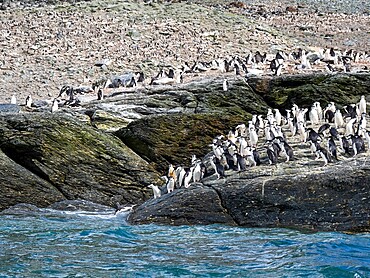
[0,112,160,210]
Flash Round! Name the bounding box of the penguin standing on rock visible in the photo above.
[327,136,338,160]
[51,99,59,113]
[339,136,351,155]
[359,95,367,114]
[210,155,225,179]
[223,79,228,91]
[148,184,161,199]
[97,89,104,100]
[351,135,365,156]
[25,95,32,108]
[316,146,332,166]
[265,144,278,165]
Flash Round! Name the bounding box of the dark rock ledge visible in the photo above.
[128,157,370,232]
[1,73,370,232]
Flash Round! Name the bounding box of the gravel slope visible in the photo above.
[0,0,369,104]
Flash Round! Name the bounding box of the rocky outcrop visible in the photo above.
[128,153,370,232]
[0,112,160,211]
[1,73,370,232]
[115,73,370,172]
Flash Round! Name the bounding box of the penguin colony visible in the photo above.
[148,95,369,199]
[148,155,206,199]
[8,47,369,112]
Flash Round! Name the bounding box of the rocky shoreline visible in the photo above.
[0,0,370,232]
[1,72,370,232]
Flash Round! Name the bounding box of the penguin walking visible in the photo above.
[280,140,294,162]
[266,145,278,165]
[252,147,261,166]
[339,136,351,155]
[234,153,246,171]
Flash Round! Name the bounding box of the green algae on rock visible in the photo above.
[0,113,160,210]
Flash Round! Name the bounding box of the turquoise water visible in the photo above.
[0,206,369,277]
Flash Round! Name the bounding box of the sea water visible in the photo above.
[0,206,369,278]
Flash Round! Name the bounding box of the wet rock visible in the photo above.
[128,157,370,232]
[0,112,160,210]
[128,184,236,225]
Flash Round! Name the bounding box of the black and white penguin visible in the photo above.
[316,146,332,166]
[252,148,261,166]
[339,136,351,155]
[306,128,321,142]
[192,162,203,183]
[183,167,194,188]
[265,145,278,165]
[359,95,367,114]
[329,127,339,140]
[318,123,331,137]
[161,176,175,194]
[274,63,283,76]
[148,184,161,199]
[254,51,266,64]
[327,136,338,160]
[281,140,294,162]
[210,156,225,179]
[236,153,247,171]
[234,63,241,75]
[25,95,32,108]
[308,139,320,154]
[351,135,365,156]
[223,79,228,91]
[343,104,357,119]
[97,89,104,100]
[135,72,145,83]
[324,109,335,123]
[51,99,59,113]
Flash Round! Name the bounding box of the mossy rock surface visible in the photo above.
[0,113,160,210]
[115,113,248,172]
[248,73,370,109]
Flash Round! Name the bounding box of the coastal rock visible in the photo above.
[0,149,65,209]
[128,184,236,225]
[115,73,370,172]
[0,112,160,210]
[129,156,370,232]
[1,73,370,233]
